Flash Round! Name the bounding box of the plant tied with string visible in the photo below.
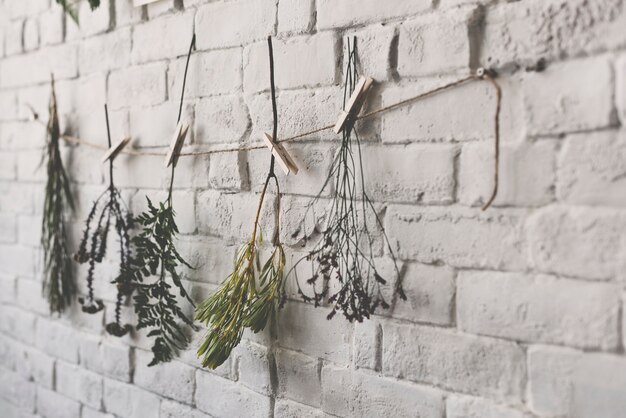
[74,105,133,337]
[56,0,101,24]
[292,38,406,322]
[41,75,76,314]
[195,36,287,370]
[122,34,197,366]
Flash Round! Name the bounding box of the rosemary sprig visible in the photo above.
[292,38,406,322]
[75,105,133,337]
[195,36,287,370]
[125,34,197,366]
[41,75,76,314]
[56,0,101,24]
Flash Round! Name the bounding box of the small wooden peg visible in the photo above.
[101,137,131,164]
[164,121,189,168]
[133,0,161,6]
[263,133,299,175]
[333,76,374,134]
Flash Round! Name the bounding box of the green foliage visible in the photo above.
[124,197,194,366]
[195,237,286,369]
[41,77,76,314]
[56,0,101,24]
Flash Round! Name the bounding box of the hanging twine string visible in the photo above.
[34,69,502,209]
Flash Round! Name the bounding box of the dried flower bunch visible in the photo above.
[56,0,100,23]
[121,35,197,366]
[74,105,133,337]
[292,38,406,322]
[195,37,287,370]
[41,75,76,314]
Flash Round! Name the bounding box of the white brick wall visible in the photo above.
[0,0,624,417]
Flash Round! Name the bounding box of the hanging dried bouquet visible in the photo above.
[74,105,133,336]
[41,75,76,314]
[291,38,406,322]
[119,35,197,366]
[195,37,288,370]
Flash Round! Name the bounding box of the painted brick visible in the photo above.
[481,0,626,68]
[527,206,626,280]
[557,130,626,206]
[528,345,581,416]
[380,79,497,143]
[392,263,455,326]
[317,0,433,29]
[194,95,250,145]
[386,206,526,270]
[277,0,315,34]
[459,139,558,207]
[168,48,242,99]
[243,33,338,93]
[195,370,272,418]
[35,318,79,364]
[108,63,167,109]
[398,8,473,77]
[359,143,455,203]
[458,271,620,349]
[134,350,195,404]
[104,379,161,418]
[524,55,615,136]
[132,12,194,64]
[195,0,276,50]
[36,387,81,418]
[78,28,132,75]
[276,348,321,407]
[571,353,626,418]
[382,322,526,402]
[447,394,532,418]
[278,301,353,364]
[321,366,445,417]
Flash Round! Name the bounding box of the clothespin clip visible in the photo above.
[133,0,160,6]
[333,76,374,134]
[263,133,299,175]
[164,121,189,168]
[101,137,131,163]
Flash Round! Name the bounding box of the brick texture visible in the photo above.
[0,0,624,417]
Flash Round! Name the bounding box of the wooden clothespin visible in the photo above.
[263,133,299,175]
[333,76,374,134]
[164,121,189,168]
[133,0,161,6]
[101,137,131,164]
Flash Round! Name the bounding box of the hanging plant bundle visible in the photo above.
[292,38,406,322]
[41,75,76,314]
[74,105,133,337]
[120,34,197,366]
[56,0,101,24]
[195,36,287,370]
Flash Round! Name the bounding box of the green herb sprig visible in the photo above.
[195,36,287,370]
[124,34,197,366]
[41,75,76,314]
[56,0,101,24]
[126,196,194,365]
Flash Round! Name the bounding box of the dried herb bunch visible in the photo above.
[195,37,287,370]
[56,0,101,24]
[74,105,133,337]
[292,38,406,322]
[122,35,197,366]
[41,75,76,314]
